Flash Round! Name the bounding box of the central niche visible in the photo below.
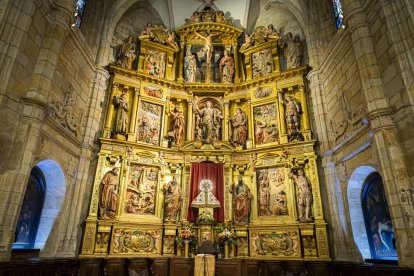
[193,96,224,144]
[185,43,233,83]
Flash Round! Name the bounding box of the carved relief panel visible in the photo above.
[136,101,163,146]
[253,102,279,146]
[123,164,159,216]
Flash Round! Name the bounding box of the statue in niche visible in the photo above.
[278,93,304,141]
[289,167,313,222]
[231,175,251,225]
[162,176,182,222]
[117,36,136,70]
[194,31,220,64]
[169,105,185,146]
[278,32,302,69]
[184,48,197,83]
[194,100,223,144]
[113,92,129,136]
[229,108,247,146]
[99,167,120,219]
[219,49,234,83]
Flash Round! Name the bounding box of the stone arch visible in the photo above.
[96,0,165,67]
[347,165,376,259]
[254,0,309,68]
[33,160,66,249]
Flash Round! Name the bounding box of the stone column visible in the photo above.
[56,67,110,257]
[0,0,73,261]
[345,0,414,267]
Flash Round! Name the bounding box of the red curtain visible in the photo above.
[187,162,224,222]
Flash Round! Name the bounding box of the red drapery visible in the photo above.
[187,162,224,222]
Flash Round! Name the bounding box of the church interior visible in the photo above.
[0,0,414,275]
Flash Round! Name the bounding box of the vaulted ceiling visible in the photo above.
[112,0,308,31]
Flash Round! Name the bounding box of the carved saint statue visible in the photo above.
[99,167,120,219]
[194,100,223,144]
[166,31,179,50]
[117,36,136,70]
[258,172,271,216]
[266,24,279,39]
[169,106,185,146]
[219,50,234,83]
[229,108,247,146]
[162,176,182,222]
[278,93,303,141]
[278,32,302,69]
[240,33,252,50]
[113,92,129,136]
[232,175,251,225]
[289,167,313,222]
[184,49,197,83]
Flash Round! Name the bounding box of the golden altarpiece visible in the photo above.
[81,9,330,261]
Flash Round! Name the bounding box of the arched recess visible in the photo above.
[13,168,45,249]
[33,160,66,249]
[347,165,377,259]
[254,1,309,68]
[362,172,398,260]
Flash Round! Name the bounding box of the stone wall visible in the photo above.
[306,0,414,267]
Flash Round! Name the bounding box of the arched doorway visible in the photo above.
[13,168,45,249]
[362,172,397,260]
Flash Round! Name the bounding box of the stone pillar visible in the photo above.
[345,0,414,267]
[25,0,73,102]
[56,67,110,257]
[0,0,73,261]
[186,100,193,141]
[128,88,140,141]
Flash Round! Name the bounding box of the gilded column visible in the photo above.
[246,97,253,142]
[103,83,118,138]
[232,43,240,83]
[127,88,140,141]
[186,99,193,141]
[178,42,185,82]
[299,85,310,131]
[277,89,287,135]
[164,97,171,141]
[223,100,230,141]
